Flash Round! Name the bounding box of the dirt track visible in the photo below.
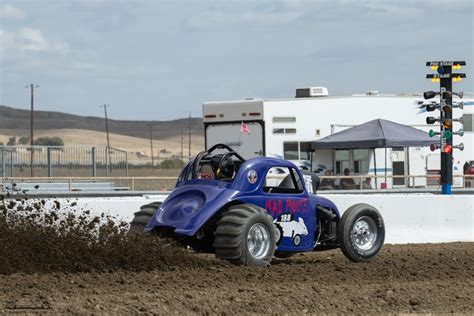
[1,243,473,314]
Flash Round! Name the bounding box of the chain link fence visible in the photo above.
[0,146,128,178]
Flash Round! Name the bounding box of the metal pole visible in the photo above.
[125,151,129,178]
[28,83,38,177]
[30,84,34,146]
[47,147,52,177]
[149,124,154,169]
[373,148,378,189]
[440,68,453,195]
[101,104,111,176]
[1,148,4,178]
[92,147,97,177]
[188,112,191,159]
[384,147,387,188]
[406,147,410,187]
[181,128,184,161]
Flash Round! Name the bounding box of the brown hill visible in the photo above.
[0,105,203,140]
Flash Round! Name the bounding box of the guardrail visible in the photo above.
[315,174,474,190]
[1,176,177,192]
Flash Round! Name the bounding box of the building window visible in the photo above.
[335,150,350,174]
[463,114,473,132]
[272,116,296,123]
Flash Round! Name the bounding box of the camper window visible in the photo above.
[283,142,312,160]
[272,116,296,123]
[273,128,297,134]
[353,149,369,173]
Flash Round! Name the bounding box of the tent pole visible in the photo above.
[373,148,377,188]
[406,147,410,188]
[385,147,387,188]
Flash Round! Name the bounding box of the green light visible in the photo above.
[428,129,437,138]
[443,130,452,139]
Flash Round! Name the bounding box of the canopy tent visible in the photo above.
[311,119,439,187]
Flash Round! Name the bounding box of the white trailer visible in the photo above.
[202,88,474,189]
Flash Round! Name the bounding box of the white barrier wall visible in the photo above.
[320,194,474,244]
[21,193,473,245]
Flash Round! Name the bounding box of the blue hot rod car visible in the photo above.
[130,144,385,266]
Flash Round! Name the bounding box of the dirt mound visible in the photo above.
[0,198,210,274]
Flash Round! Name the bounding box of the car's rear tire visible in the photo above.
[338,203,385,262]
[128,202,162,235]
[214,204,277,266]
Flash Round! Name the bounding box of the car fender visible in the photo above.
[315,196,340,218]
[144,181,240,236]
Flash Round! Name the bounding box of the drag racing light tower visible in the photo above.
[425,61,466,195]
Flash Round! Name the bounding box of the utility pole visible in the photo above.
[149,123,155,169]
[100,104,111,176]
[188,112,191,159]
[25,83,38,177]
[180,128,184,161]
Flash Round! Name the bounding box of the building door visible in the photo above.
[392,161,405,186]
[392,147,406,186]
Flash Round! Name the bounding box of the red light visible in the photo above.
[204,114,216,118]
[249,112,261,116]
[442,145,452,154]
[430,144,437,152]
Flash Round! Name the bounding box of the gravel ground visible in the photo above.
[1,243,473,314]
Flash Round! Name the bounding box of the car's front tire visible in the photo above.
[338,203,385,262]
[214,204,276,266]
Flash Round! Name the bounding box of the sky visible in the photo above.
[0,0,473,120]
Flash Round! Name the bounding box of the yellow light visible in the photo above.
[431,65,438,70]
[452,76,462,82]
[431,78,440,83]
[453,64,461,70]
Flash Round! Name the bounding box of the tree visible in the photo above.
[160,159,184,169]
[6,137,16,146]
[18,136,30,145]
[33,136,64,146]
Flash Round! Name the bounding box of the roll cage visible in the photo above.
[183,143,246,182]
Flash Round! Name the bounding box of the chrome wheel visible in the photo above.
[247,223,270,259]
[352,216,377,251]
